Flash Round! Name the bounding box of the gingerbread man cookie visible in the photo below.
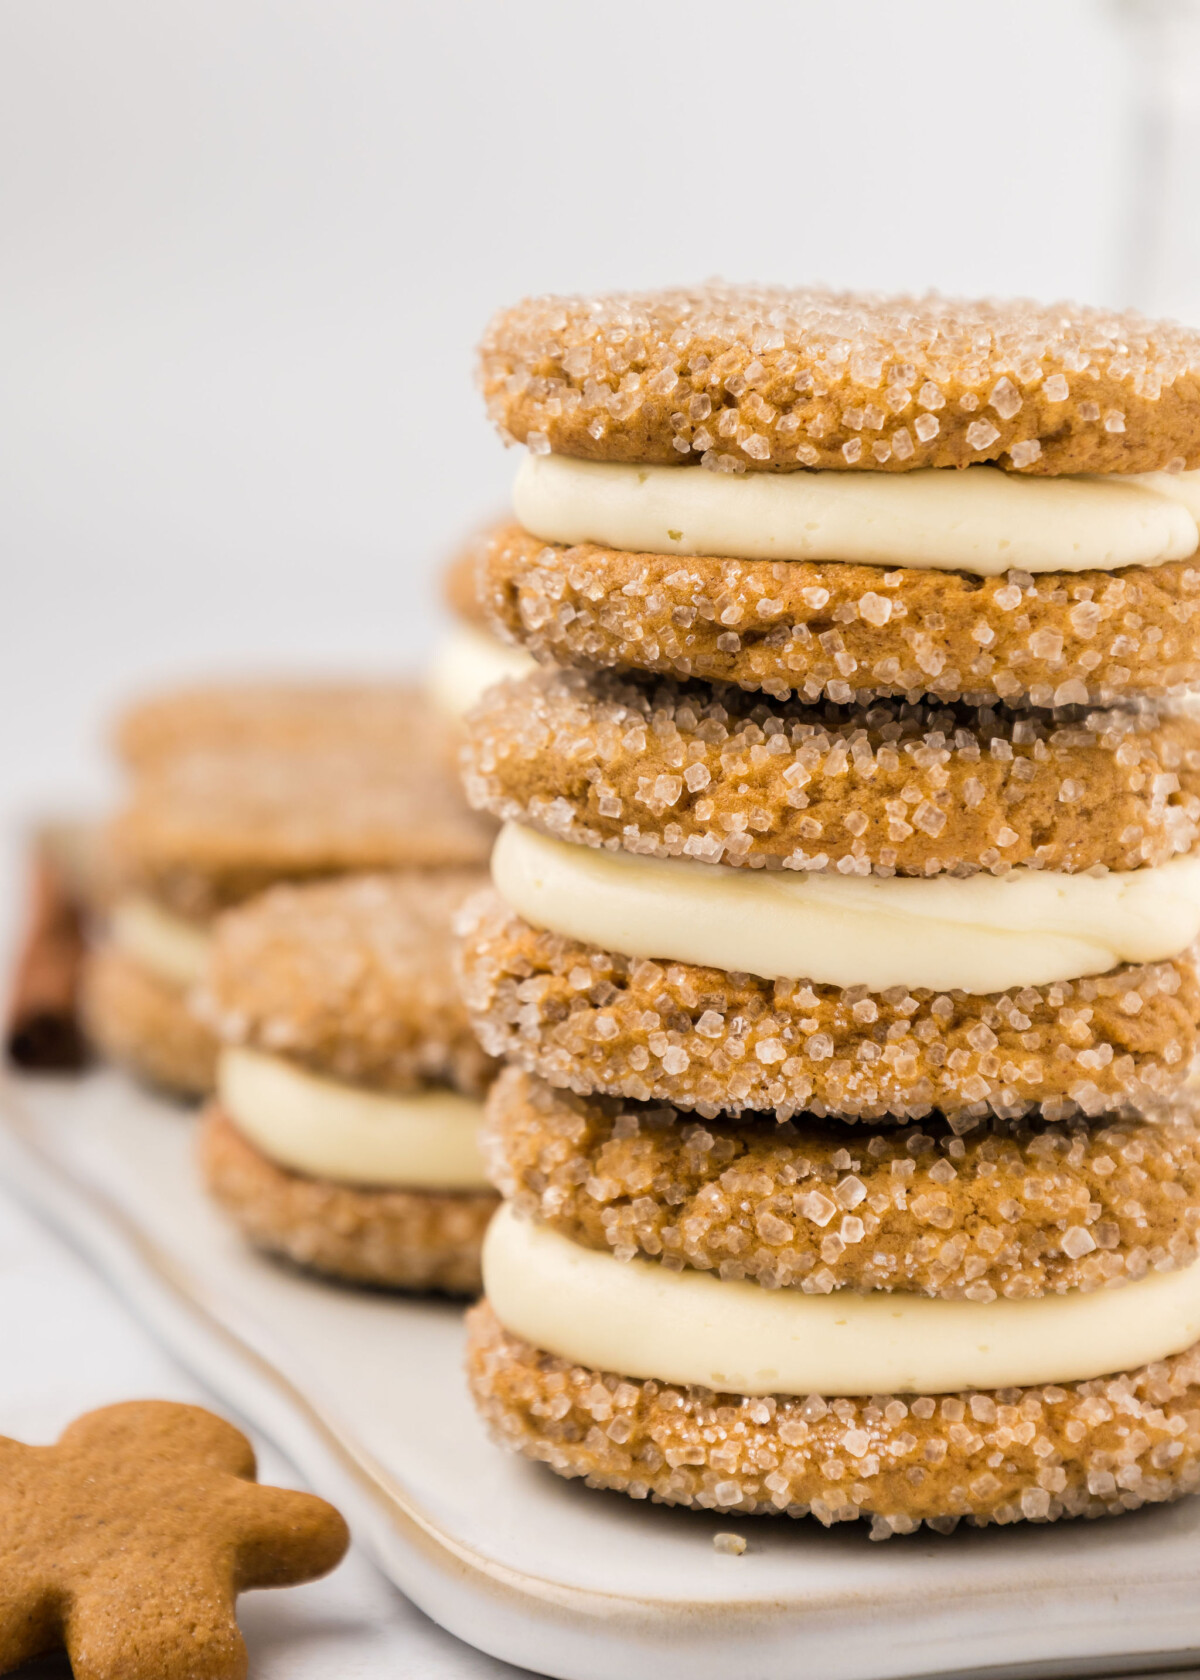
[0,1400,349,1679]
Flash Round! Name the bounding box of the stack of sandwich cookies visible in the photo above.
[427,532,536,720]
[200,872,499,1292]
[458,285,1200,1533]
[84,684,493,1096]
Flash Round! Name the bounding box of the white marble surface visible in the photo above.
[0,1178,530,1679]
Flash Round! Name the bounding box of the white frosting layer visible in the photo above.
[426,623,536,719]
[484,1205,1200,1396]
[514,453,1200,576]
[492,822,1200,992]
[111,895,211,988]
[218,1046,490,1190]
[1125,469,1200,520]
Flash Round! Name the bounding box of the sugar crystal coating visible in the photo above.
[481,285,1200,475]
[463,666,1200,876]
[477,524,1200,706]
[486,1069,1200,1300]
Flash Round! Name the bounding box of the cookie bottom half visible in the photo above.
[200,1107,497,1293]
[81,941,216,1098]
[459,892,1197,1125]
[465,1300,1200,1537]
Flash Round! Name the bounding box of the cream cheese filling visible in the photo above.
[426,623,537,719]
[218,1046,490,1190]
[514,452,1200,576]
[492,822,1200,993]
[485,1205,1200,1396]
[110,894,211,988]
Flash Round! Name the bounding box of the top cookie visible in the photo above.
[115,681,431,770]
[108,730,494,918]
[480,286,1200,476]
[200,871,496,1095]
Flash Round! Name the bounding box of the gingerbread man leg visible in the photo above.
[64,1562,247,1680]
[0,1582,61,1674]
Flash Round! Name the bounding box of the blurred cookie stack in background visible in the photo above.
[197,870,499,1292]
[84,681,492,1097]
[72,672,504,1291]
[456,285,1200,1535]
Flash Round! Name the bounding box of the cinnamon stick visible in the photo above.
[5,839,90,1071]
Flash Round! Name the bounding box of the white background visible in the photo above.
[0,0,1145,821]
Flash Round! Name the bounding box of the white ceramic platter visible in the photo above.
[4,1069,1200,1680]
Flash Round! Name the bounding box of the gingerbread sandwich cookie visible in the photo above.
[84,683,493,1096]
[458,669,1200,1125]
[466,1072,1200,1536]
[198,870,499,1292]
[477,287,1200,707]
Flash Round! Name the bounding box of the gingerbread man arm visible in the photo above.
[227,1482,350,1591]
[0,1577,62,1675]
[0,1439,70,1673]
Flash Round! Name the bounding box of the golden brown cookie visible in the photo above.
[443,530,491,630]
[485,1069,1200,1299]
[481,286,1200,475]
[457,891,1198,1124]
[477,523,1200,706]
[201,1107,496,1293]
[108,726,494,920]
[81,941,216,1097]
[466,1301,1200,1535]
[0,1398,347,1679]
[114,680,432,770]
[463,667,1200,875]
[199,871,497,1096]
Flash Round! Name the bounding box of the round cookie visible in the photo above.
[199,871,497,1096]
[466,1301,1200,1535]
[480,286,1200,476]
[201,1108,496,1293]
[114,680,433,770]
[463,667,1200,876]
[485,1069,1200,1300]
[456,891,1199,1125]
[444,531,490,631]
[81,942,216,1097]
[109,727,494,920]
[477,523,1200,706]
